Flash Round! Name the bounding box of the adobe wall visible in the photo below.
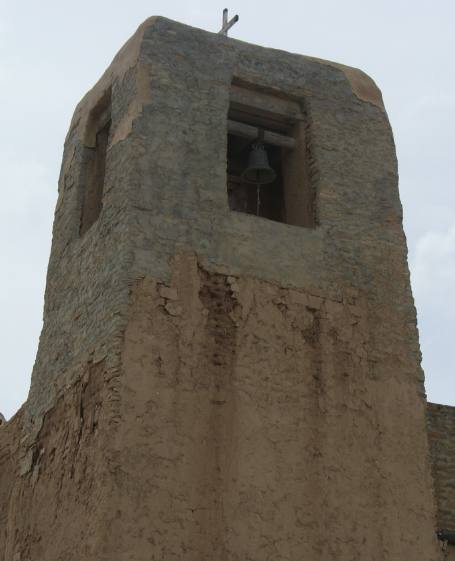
[0,16,442,561]
[0,363,124,561]
[428,403,455,532]
[0,412,21,557]
[111,255,440,560]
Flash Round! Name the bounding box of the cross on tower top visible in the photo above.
[218,8,239,36]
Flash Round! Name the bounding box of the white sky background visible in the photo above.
[0,0,453,419]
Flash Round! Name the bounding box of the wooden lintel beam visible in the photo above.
[227,120,296,150]
[230,85,302,121]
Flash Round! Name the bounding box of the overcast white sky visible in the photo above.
[1,0,454,419]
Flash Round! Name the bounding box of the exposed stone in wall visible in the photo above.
[0,410,20,557]
[106,255,440,560]
[1,258,443,560]
[0,362,120,561]
[24,15,422,432]
[0,16,443,561]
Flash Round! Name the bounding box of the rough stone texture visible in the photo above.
[428,403,455,532]
[0,16,443,561]
[0,364,122,561]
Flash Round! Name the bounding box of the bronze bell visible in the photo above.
[241,142,276,185]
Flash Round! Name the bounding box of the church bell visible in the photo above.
[241,142,276,185]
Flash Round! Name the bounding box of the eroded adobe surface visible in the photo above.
[428,404,455,529]
[0,16,442,561]
[1,258,441,560]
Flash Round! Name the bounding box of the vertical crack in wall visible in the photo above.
[198,268,239,558]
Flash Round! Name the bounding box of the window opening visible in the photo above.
[227,83,315,228]
[80,91,111,236]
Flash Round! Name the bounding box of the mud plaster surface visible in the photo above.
[111,256,440,560]
[0,16,442,561]
[0,256,441,560]
[428,403,455,533]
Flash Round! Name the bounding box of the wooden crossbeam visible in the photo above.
[227,120,296,149]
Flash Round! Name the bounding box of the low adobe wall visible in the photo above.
[428,403,455,533]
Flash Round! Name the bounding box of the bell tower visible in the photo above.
[0,16,442,561]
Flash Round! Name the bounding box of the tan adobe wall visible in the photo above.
[0,16,442,561]
[428,403,455,532]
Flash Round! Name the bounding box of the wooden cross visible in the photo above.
[218,8,239,36]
